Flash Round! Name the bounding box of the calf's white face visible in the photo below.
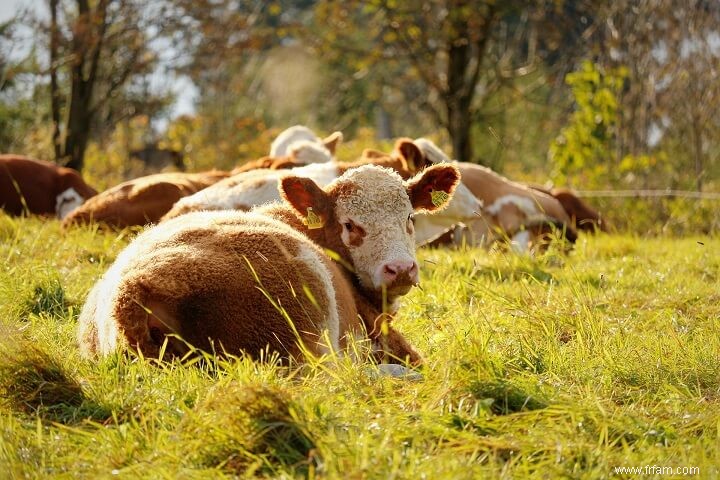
[281,164,460,297]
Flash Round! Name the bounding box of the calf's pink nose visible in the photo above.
[381,260,419,285]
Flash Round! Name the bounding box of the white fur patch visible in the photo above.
[510,229,531,253]
[288,140,332,164]
[270,125,322,157]
[55,187,83,219]
[486,194,540,217]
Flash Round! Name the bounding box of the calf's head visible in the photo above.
[281,164,460,297]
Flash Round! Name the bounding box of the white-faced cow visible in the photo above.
[77,164,460,367]
[0,155,97,219]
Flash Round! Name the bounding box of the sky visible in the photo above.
[0,0,28,23]
[0,0,196,122]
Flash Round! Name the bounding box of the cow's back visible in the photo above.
[63,170,229,228]
[457,163,569,223]
[80,210,342,359]
[0,155,60,215]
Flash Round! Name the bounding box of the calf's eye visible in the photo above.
[344,222,353,232]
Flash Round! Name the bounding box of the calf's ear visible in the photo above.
[322,131,343,155]
[406,164,460,213]
[280,176,331,229]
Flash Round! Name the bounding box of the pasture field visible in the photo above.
[0,215,718,479]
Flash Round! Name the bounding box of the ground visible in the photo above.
[0,214,718,478]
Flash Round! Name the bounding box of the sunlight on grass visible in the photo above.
[0,215,718,477]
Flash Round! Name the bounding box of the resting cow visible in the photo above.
[403,139,577,250]
[77,164,461,366]
[0,155,97,219]
[61,171,230,229]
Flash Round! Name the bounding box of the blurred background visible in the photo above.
[1,1,718,233]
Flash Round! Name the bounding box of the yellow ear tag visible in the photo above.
[430,189,449,207]
[304,207,324,229]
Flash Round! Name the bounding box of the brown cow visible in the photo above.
[0,155,97,219]
[78,164,461,368]
[61,171,230,229]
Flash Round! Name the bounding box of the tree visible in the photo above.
[44,0,171,171]
[312,1,596,163]
[587,0,720,190]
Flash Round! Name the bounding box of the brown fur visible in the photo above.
[356,138,430,179]
[62,170,230,229]
[230,156,307,175]
[0,155,97,216]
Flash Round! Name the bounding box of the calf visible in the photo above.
[0,155,97,219]
[451,162,577,250]
[61,170,230,229]
[78,164,460,365]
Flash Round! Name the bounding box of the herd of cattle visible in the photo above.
[1,126,607,373]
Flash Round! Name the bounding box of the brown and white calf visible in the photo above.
[78,164,460,366]
[61,170,230,229]
[451,163,577,250]
[407,139,577,250]
[0,155,97,219]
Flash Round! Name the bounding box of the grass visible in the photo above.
[0,214,718,478]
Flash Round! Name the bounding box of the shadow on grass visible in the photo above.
[468,379,548,415]
[0,345,112,424]
[23,279,71,318]
[178,382,318,476]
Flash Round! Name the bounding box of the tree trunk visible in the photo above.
[63,0,108,172]
[49,0,62,162]
[443,3,495,163]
